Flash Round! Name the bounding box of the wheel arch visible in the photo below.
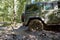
[26,17,46,26]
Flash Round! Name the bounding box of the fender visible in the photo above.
[26,17,46,26]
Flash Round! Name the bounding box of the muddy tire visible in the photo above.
[28,19,43,31]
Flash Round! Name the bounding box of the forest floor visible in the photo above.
[0,23,60,40]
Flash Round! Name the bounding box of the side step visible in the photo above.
[44,24,60,32]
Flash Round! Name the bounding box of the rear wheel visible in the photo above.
[28,19,43,31]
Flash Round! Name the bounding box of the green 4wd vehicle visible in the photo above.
[21,1,60,31]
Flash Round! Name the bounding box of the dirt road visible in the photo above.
[0,23,60,40]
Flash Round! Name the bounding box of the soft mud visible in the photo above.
[0,25,60,40]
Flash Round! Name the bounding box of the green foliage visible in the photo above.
[2,22,11,27]
[0,0,13,22]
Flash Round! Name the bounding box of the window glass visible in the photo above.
[26,4,38,12]
[58,1,60,8]
[45,3,54,10]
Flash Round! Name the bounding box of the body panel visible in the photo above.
[22,1,60,26]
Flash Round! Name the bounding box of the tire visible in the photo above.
[28,19,43,31]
